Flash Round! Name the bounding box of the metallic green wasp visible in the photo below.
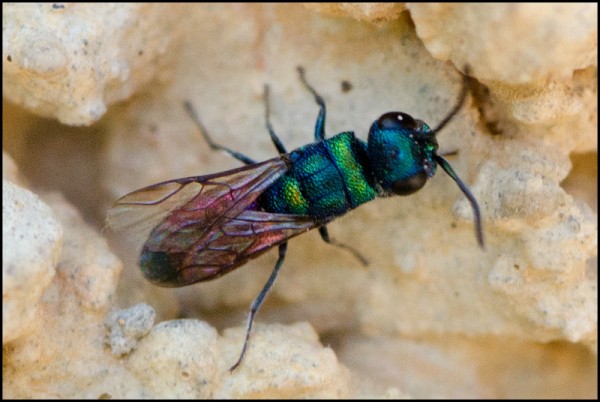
[108,67,484,371]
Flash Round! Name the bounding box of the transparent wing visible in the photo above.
[107,158,319,287]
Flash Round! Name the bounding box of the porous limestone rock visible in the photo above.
[3,3,596,399]
[2,3,185,125]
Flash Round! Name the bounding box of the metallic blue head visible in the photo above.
[366,72,485,249]
[368,112,438,196]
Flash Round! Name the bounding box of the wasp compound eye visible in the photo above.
[377,112,417,130]
[391,172,428,195]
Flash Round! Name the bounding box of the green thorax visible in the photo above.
[258,132,377,219]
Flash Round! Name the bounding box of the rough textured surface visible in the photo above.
[105,303,156,356]
[2,3,185,125]
[215,323,350,398]
[3,3,597,398]
[3,191,124,398]
[304,3,406,24]
[2,179,62,343]
[408,3,597,83]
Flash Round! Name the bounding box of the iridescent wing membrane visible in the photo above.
[108,158,318,287]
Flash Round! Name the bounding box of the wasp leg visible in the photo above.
[318,226,368,267]
[263,84,288,155]
[297,66,327,142]
[229,242,288,371]
[184,101,256,165]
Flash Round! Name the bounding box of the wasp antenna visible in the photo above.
[430,67,472,136]
[434,154,485,249]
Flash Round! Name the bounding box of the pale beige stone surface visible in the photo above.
[215,323,351,398]
[2,3,185,125]
[304,3,406,24]
[407,3,598,154]
[105,303,156,356]
[3,3,597,399]
[2,180,61,343]
[3,191,125,398]
[125,319,219,398]
[408,3,597,83]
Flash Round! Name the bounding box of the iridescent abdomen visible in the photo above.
[258,132,377,219]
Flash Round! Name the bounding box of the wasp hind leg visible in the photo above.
[229,242,288,371]
[318,226,368,266]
